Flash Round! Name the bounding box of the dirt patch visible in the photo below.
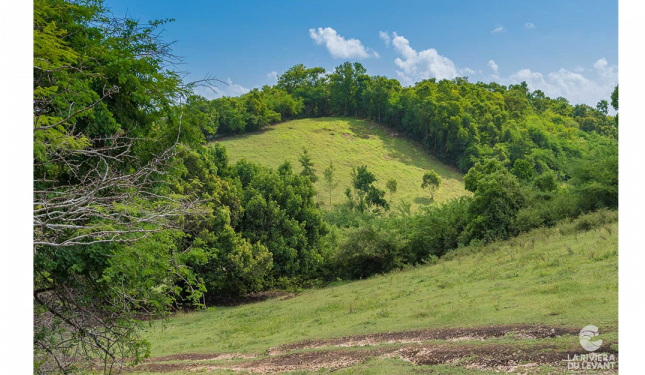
[267,324,577,355]
[135,362,207,373]
[136,325,616,373]
[396,343,617,372]
[137,342,617,373]
[148,352,257,362]
[233,347,393,373]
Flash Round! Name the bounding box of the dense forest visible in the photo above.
[33,0,617,372]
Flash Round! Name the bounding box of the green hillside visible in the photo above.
[139,210,618,374]
[216,117,469,210]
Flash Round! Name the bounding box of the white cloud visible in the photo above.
[195,78,250,99]
[390,32,459,84]
[593,57,617,83]
[461,67,476,75]
[574,65,585,73]
[524,22,536,29]
[379,31,391,46]
[488,60,499,74]
[492,25,506,33]
[219,78,250,97]
[267,71,278,83]
[309,27,379,59]
[505,58,618,111]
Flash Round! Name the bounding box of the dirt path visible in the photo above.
[135,325,617,374]
[267,324,577,355]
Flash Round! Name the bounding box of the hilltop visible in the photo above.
[217,118,469,210]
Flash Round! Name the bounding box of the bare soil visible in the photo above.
[134,324,617,374]
[266,324,577,355]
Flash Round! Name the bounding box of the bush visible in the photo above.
[334,225,407,279]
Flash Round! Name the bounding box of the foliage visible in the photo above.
[323,160,339,205]
[421,170,441,199]
[33,0,207,371]
[386,178,398,202]
[334,225,407,279]
[346,165,389,212]
[462,160,526,242]
[298,147,318,183]
[511,159,534,181]
[175,145,328,297]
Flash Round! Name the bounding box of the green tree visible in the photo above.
[33,0,205,371]
[596,99,609,115]
[386,178,398,203]
[364,76,395,122]
[184,95,219,140]
[329,62,368,116]
[534,170,558,192]
[298,147,318,183]
[611,85,618,128]
[421,170,441,200]
[323,160,339,205]
[463,159,525,242]
[511,159,533,182]
[349,165,389,212]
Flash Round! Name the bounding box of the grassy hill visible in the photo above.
[216,117,469,210]
[139,210,618,374]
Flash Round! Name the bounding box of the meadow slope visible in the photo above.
[216,118,468,210]
[139,210,618,374]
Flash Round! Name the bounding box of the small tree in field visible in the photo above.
[348,165,389,212]
[386,178,398,203]
[421,170,441,200]
[298,147,318,183]
[323,160,339,205]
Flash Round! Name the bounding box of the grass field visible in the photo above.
[138,210,618,373]
[216,117,469,210]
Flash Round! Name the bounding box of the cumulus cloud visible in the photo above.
[524,22,536,29]
[309,27,379,59]
[379,31,391,46]
[488,60,499,74]
[387,32,459,84]
[492,25,506,33]
[267,71,278,83]
[505,58,618,111]
[593,58,617,83]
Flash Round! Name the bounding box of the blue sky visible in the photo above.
[105,0,618,108]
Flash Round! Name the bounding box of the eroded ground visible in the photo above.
[133,324,618,374]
